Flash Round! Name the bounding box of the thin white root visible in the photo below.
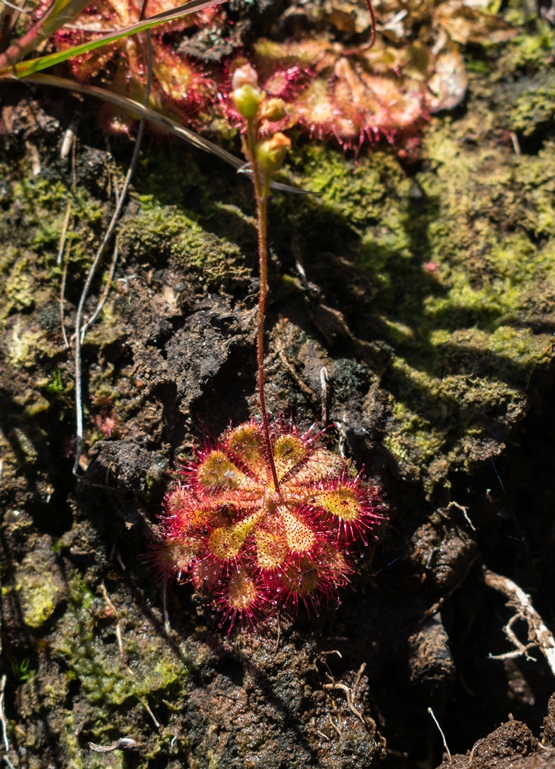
[0,675,16,769]
[483,567,555,677]
[89,738,139,752]
[428,707,452,763]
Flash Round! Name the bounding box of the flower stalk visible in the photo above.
[232,65,290,495]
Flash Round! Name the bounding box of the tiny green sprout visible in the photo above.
[46,369,64,394]
[11,657,32,683]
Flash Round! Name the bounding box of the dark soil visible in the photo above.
[2,5,555,768]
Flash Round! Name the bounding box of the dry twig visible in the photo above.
[56,199,72,266]
[99,581,124,658]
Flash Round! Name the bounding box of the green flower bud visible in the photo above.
[255,132,291,173]
[232,84,263,119]
[259,98,287,123]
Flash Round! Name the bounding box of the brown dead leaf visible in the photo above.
[434,0,517,44]
[426,43,468,112]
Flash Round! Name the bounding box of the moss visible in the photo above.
[2,256,34,315]
[15,546,64,628]
[58,711,85,769]
[511,73,555,137]
[52,577,189,707]
[121,147,259,290]
[121,195,251,287]
[294,146,403,226]
[5,317,46,368]
[281,108,554,491]
[505,24,555,70]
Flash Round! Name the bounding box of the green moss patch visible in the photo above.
[52,577,188,707]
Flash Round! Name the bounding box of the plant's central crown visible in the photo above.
[158,420,385,627]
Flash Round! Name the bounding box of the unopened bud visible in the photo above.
[232,84,264,119]
[232,63,258,90]
[259,98,287,123]
[255,132,291,173]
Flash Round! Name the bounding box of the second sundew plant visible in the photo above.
[158,65,386,628]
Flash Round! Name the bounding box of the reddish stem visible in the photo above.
[0,0,56,70]
[366,0,377,50]
[246,118,280,494]
[343,0,376,56]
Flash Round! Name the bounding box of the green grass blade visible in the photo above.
[12,72,244,167]
[40,0,93,36]
[1,0,225,78]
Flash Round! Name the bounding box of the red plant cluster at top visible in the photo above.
[157,421,385,627]
[43,0,517,149]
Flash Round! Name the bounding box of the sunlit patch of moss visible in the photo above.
[286,126,554,490]
[14,544,65,628]
[504,22,555,69]
[52,577,189,707]
[511,72,555,139]
[4,174,104,267]
[3,257,34,315]
[120,196,252,289]
[5,317,46,369]
[293,145,403,227]
[16,572,61,628]
[384,397,445,483]
[22,395,51,418]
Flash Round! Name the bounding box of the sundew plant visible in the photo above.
[157,64,387,627]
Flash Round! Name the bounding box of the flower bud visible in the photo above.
[255,132,291,173]
[231,63,258,90]
[259,98,287,123]
[232,84,263,119]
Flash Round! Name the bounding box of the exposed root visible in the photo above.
[88,737,140,752]
[428,706,452,763]
[483,567,555,677]
[323,680,369,729]
[0,675,16,769]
